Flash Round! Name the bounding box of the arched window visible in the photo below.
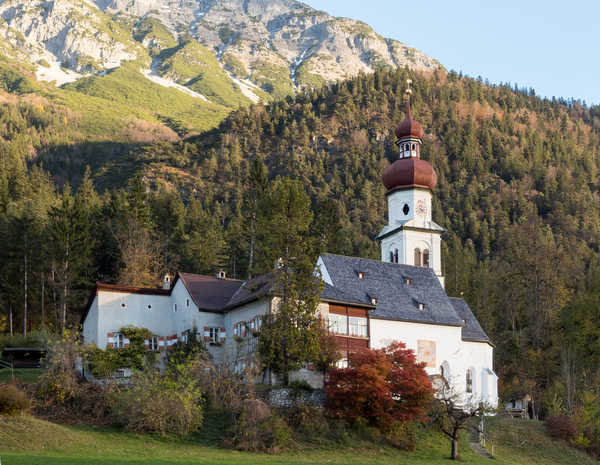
[466,368,473,393]
[415,247,421,266]
[390,251,394,263]
[423,249,430,267]
[394,249,399,263]
[414,248,422,266]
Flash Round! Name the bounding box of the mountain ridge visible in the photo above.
[0,0,440,103]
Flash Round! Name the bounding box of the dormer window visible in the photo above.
[370,297,378,305]
[357,271,365,279]
[405,277,413,285]
[418,302,425,311]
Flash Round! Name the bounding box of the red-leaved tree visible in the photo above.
[325,342,433,430]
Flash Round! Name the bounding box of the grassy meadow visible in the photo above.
[0,414,595,465]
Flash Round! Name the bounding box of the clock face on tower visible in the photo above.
[416,200,427,217]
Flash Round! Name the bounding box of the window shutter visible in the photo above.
[144,339,149,350]
[242,321,247,337]
[219,328,226,344]
[107,332,114,348]
[203,326,210,342]
[159,336,166,350]
[123,338,130,348]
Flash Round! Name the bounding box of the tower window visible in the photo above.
[412,144,416,150]
[423,249,430,267]
[357,271,365,279]
[394,249,399,264]
[403,204,409,215]
[414,248,422,266]
[389,251,394,263]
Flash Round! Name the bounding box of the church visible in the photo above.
[82,97,498,407]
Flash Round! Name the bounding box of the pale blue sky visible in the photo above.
[304,0,599,105]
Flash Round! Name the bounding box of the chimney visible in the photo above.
[162,274,172,290]
[216,270,226,279]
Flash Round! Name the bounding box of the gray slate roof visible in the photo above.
[449,297,490,343]
[319,253,464,327]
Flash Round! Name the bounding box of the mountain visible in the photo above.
[0,0,439,106]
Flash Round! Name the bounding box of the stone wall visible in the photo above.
[262,388,326,408]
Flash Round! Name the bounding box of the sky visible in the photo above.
[303,0,599,105]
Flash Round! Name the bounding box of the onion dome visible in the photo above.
[394,99,424,140]
[382,157,437,192]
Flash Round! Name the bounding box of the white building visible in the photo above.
[81,98,498,406]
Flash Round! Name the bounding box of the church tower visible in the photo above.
[377,83,445,286]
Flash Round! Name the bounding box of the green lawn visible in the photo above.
[0,415,596,465]
[0,368,43,384]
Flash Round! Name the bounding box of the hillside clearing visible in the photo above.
[0,416,595,465]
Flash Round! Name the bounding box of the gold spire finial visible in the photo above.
[404,78,413,114]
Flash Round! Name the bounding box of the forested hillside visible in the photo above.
[2,67,600,424]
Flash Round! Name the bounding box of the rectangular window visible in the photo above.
[208,327,219,344]
[149,335,159,351]
[328,313,348,335]
[348,316,368,338]
[115,333,125,348]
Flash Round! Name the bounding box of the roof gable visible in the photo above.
[449,297,491,344]
[177,272,243,312]
[319,253,463,326]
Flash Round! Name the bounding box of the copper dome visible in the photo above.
[395,112,424,140]
[382,158,437,192]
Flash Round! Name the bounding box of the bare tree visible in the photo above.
[430,379,494,460]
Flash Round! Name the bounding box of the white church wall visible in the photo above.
[94,291,173,349]
[460,340,498,408]
[369,318,463,377]
[370,317,497,407]
[387,188,432,224]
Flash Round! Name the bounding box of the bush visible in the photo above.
[113,370,203,436]
[545,415,578,441]
[286,405,330,439]
[0,383,30,416]
[225,399,292,453]
[325,342,433,430]
[288,379,313,396]
[385,421,418,451]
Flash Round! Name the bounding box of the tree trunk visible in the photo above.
[23,247,28,336]
[41,272,45,327]
[9,302,13,336]
[451,437,458,460]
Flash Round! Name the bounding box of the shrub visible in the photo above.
[288,379,313,396]
[225,399,292,453]
[385,421,418,451]
[286,405,330,439]
[36,331,82,406]
[546,415,578,441]
[325,342,433,430]
[0,384,30,416]
[113,369,203,436]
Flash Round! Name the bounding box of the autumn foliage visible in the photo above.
[324,342,433,430]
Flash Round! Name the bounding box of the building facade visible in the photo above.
[82,97,498,406]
